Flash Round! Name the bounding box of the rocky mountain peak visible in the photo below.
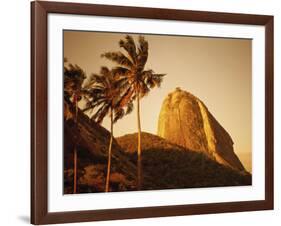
[157,88,245,172]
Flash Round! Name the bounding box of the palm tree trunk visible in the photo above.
[105,108,113,192]
[73,147,77,194]
[73,97,78,194]
[137,92,142,190]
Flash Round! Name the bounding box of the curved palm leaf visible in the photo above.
[101,52,133,69]
[119,35,137,63]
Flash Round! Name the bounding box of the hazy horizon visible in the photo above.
[64,30,252,172]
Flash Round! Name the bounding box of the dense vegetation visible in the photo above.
[117,132,252,190]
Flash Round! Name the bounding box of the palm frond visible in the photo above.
[113,108,125,123]
[101,52,133,69]
[83,96,107,113]
[113,77,131,93]
[100,66,110,76]
[119,86,135,107]
[91,103,110,124]
[138,82,150,98]
[119,35,137,63]
[88,73,107,86]
[125,101,134,114]
[142,70,166,88]
[112,66,130,77]
[64,62,86,101]
[137,36,149,70]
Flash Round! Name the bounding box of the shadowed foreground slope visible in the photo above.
[64,101,137,194]
[117,132,251,190]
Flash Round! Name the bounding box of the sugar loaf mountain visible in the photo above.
[64,88,251,194]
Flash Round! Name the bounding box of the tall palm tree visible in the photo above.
[102,35,165,190]
[83,66,133,192]
[64,59,86,194]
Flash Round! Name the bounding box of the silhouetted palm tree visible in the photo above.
[64,59,86,194]
[102,35,165,190]
[83,66,133,192]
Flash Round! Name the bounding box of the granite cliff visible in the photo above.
[157,88,245,172]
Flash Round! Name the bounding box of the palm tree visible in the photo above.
[102,35,165,190]
[83,66,133,192]
[64,59,86,194]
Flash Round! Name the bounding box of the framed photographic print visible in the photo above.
[31,1,274,225]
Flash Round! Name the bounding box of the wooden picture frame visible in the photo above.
[31,1,274,224]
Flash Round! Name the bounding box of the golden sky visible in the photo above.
[64,31,252,172]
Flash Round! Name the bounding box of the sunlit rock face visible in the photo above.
[157,87,245,171]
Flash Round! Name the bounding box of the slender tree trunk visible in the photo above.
[73,147,77,194]
[105,108,113,192]
[73,96,78,194]
[137,92,142,190]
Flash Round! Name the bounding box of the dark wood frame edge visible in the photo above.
[31,1,274,225]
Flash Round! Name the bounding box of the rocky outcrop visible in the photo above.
[157,88,245,172]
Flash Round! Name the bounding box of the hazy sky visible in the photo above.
[64,30,252,171]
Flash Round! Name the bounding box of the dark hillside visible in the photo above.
[117,132,251,190]
[64,101,137,193]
